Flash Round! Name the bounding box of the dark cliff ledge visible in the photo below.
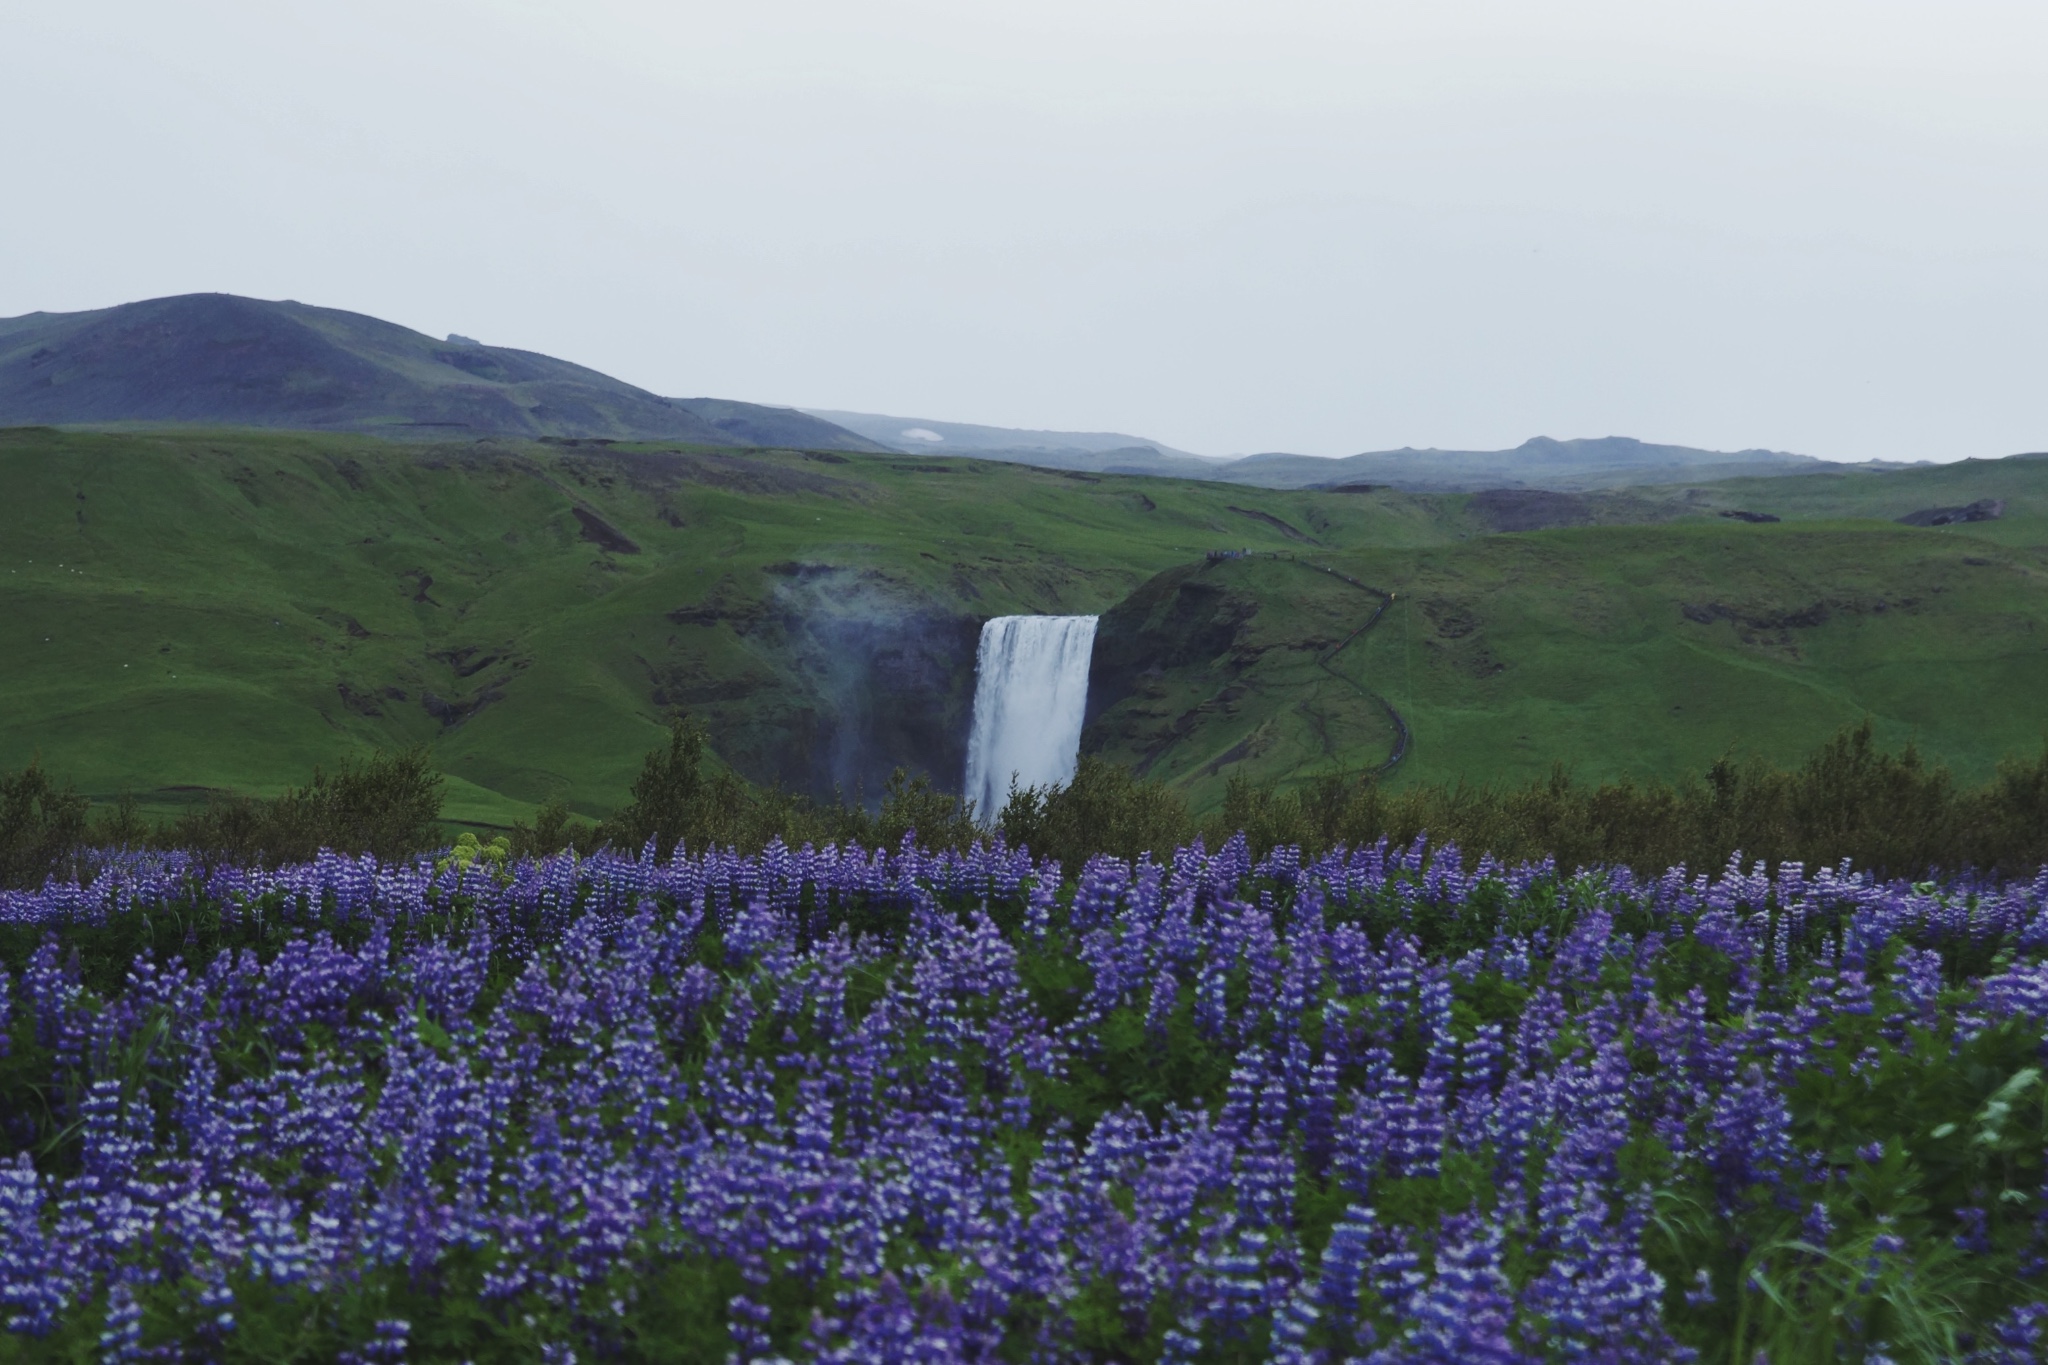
[1083,562,1258,741]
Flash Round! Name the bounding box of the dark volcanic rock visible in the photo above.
[1226,506,1317,543]
[1719,509,1781,524]
[1468,488,1593,532]
[667,576,770,632]
[420,686,504,729]
[1084,563,1258,738]
[1682,601,1833,630]
[572,506,640,554]
[1421,600,1479,639]
[749,603,982,802]
[662,566,983,801]
[335,682,382,717]
[1897,498,2004,527]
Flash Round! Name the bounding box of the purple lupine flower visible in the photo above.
[0,833,2039,1358]
[97,1279,145,1362]
[1314,1206,1379,1340]
[340,1318,412,1364]
[0,1154,65,1335]
[1367,1214,1528,1365]
[1518,1182,1680,1362]
[1702,1065,1793,1206]
[1972,1302,2048,1365]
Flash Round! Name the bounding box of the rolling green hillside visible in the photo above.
[1082,556,1407,796]
[1084,457,2048,808]
[1627,453,2048,537]
[0,426,1428,824]
[3,424,2043,827]
[1342,521,2047,791]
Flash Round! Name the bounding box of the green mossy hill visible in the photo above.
[3,424,2043,825]
[0,426,1429,824]
[1338,518,2048,793]
[1082,458,2048,807]
[1620,451,2048,542]
[1083,555,1403,797]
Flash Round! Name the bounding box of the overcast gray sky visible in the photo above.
[7,1,2045,459]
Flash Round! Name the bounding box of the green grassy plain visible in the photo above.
[2,426,2042,824]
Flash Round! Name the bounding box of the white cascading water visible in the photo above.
[962,615,1099,818]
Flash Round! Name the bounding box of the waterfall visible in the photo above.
[962,615,1099,819]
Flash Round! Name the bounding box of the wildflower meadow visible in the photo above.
[1,834,2044,1362]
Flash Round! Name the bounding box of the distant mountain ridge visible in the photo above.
[0,295,1930,490]
[804,409,1888,491]
[1218,435,1833,491]
[802,408,1209,459]
[801,408,1226,479]
[0,294,886,451]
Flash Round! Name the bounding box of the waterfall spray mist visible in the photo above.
[962,615,1098,819]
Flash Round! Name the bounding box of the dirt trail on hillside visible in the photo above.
[1222,552,1410,774]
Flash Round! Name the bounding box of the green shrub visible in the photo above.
[12,720,2048,878]
[509,794,591,859]
[589,716,987,858]
[165,748,444,866]
[0,759,90,889]
[998,756,1194,868]
[1189,723,2048,877]
[868,768,979,852]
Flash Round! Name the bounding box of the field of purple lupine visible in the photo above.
[2,836,2045,1362]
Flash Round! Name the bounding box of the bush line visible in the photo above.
[4,720,2045,890]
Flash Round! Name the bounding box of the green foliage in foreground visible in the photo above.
[4,721,2045,890]
[1211,723,2048,879]
[156,748,445,867]
[0,750,443,887]
[0,763,89,891]
[522,717,2048,880]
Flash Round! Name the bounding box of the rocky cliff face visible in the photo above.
[1080,556,1409,806]
[1082,563,1260,760]
[656,562,984,802]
